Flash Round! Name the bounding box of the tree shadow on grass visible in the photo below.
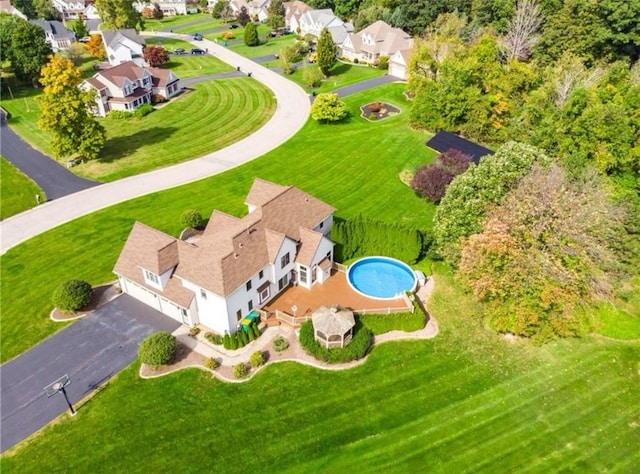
[329,62,353,76]
[99,126,179,163]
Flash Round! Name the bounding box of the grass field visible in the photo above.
[2,270,638,471]
[143,13,212,31]
[292,61,386,94]
[229,34,297,58]
[2,78,274,182]
[0,84,436,363]
[145,37,234,77]
[0,157,44,220]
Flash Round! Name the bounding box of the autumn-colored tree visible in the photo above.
[458,163,625,341]
[86,34,106,59]
[411,149,472,202]
[143,45,169,67]
[37,56,106,159]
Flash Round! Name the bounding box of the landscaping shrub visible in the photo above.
[234,363,248,379]
[303,66,323,88]
[151,94,166,104]
[250,351,265,367]
[331,215,430,264]
[205,332,223,345]
[251,323,260,339]
[204,357,219,370]
[239,330,249,346]
[368,113,378,120]
[52,279,93,312]
[230,333,238,350]
[272,335,289,352]
[310,93,348,123]
[299,319,372,364]
[134,103,154,118]
[220,31,235,40]
[247,328,255,342]
[189,327,201,337]
[107,110,134,120]
[353,58,359,64]
[359,309,425,335]
[180,209,203,229]
[223,333,231,349]
[138,332,176,367]
[377,55,389,70]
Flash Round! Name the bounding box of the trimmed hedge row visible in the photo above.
[359,309,425,335]
[331,215,431,264]
[299,319,372,364]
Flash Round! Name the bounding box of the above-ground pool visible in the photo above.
[347,256,417,300]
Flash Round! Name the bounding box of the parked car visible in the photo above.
[229,24,239,29]
[174,48,186,55]
[191,48,206,55]
[78,36,91,43]
[193,33,203,40]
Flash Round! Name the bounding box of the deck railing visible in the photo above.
[332,262,348,273]
[274,309,312,327]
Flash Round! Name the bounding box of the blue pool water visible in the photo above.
[347,257,416,300]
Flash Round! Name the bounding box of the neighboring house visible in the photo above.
[426,130,494,165]
[298,8,353,45]
[52,0,85,20]
[133,0,187,16]
[29,20,76,51]
[284,0,311,31]
[80,61,181,116]
[208,0,269,22]
[389,48,413,80]
[114,179,336,334]
[341,20,412,64]
[84,3,100,20]
[0,0,27,19]
[102,29,146,66]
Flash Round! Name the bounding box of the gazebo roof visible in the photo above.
[312,305,355,335]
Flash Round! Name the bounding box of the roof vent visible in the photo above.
[234,253,239,259]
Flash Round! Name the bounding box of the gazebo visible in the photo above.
[311,305,355,349]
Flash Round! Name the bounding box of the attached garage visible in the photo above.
[389,49,412,80]
[121,278,162,312]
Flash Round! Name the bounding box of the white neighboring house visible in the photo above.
[298,8,353,45]
[101,29,146,66]
[208,0,269,22]
[51,0,85,20]
[389,48,413,80]
[114,179,336,334]
[80,61,181,116]
[29,20,76,51]
[0,0,27,19]
[341,20,412,64]
[284,0,311,32]
[84,3,100,20]
[133,0,187,16]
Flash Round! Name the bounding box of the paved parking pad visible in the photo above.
[0,295,180,453]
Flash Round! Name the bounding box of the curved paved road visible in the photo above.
[0,112,98,200]
[0,33,310,255]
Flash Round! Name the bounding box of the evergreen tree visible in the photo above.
[244,21,259,46]
[267,0,285,29]
[71,18,89,39]
[316,27,337,76]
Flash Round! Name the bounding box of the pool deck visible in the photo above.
[263,270,411,318]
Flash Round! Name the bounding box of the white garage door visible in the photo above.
[390,63,406,80]
[125,280,162,312]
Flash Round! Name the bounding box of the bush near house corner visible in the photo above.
[180,209,203,229]
[331,215,430,264]
[138,332,176,368]
[299,319,372,363]
[52,279,93,312]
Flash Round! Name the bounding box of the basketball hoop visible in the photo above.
[44,374,76,416]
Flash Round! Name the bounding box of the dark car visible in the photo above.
[229,24,239,29]
[174,48,186,55]
[193,33,203,40]
[191,48,206,55]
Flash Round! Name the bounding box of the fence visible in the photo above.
[274,309,312,327]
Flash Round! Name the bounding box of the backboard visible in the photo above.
[44,374,71,398]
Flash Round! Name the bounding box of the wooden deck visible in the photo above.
[263,270,411,319]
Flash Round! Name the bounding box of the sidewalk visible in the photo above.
[0,33,310,255]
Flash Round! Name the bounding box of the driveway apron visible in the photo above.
[0,295,180,453]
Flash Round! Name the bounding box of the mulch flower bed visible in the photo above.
[360,101,400,121]
[51,283,120,321]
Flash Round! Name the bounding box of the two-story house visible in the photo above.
[102,29,146,67]
[114,179,336,334]
[29,20,76,51]
[298,8,353,45]
[80,61,180,116]
[134,0,187,16]
[341,20,413,65]
[284,1,311,32]
[51,0,86,20]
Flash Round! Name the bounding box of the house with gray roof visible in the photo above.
[29,20,76,52]
[298,8,353,45]
[102,29,146,66]
[341,20,412,65]
[80,61,180,116]
[114,179,336,334]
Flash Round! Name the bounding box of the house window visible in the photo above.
[278,274,289,291]
[319,221,324,229]
[181,308,187,317]
[246,280,252,291]
[259,270,264,279]
[200,289,207,300]
[144,270,159,284]
[259,284,270,304]
[299,266,307,284]
[236,310,242,321]
[248,300,253,311]
[326,251,331,260]
[280,252,290,269]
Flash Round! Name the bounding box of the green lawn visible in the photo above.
[292,62,386,94]
[2,78,275,182]
[0,83,436,363]
[2,271,638,471]
[0,157,45,220]
[229,34,297,58]
[143,13,212,31]
[206,23,271,43]
[145,37,234,77]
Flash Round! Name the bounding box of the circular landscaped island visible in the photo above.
[360,101,400,121]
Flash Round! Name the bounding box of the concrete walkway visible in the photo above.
[0,32,310,255]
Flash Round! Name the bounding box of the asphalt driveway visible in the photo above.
[0,112,98,201]
[0,295,180,453]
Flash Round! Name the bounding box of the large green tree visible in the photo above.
[267,0,285,29]
[37,56,106,159]
[71,17,89,39]
[95,0,143,30]
[310,93,348,122]
[316,27,337,76]
[2,17,52,83]
[244,21,259,46]
[33,0,61,19]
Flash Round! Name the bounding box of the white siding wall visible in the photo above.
[181,279,230,334]
[313,215,333,237]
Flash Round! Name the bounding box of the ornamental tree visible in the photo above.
[86,34,106,59]
[37,56,106,159]
[244,21,259,47]
[143,45,169,67]
[311,93,348,123]
[52,280,93,312]
[95,0,143,30]
[411,149,472,202]
[316,27,337,76]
